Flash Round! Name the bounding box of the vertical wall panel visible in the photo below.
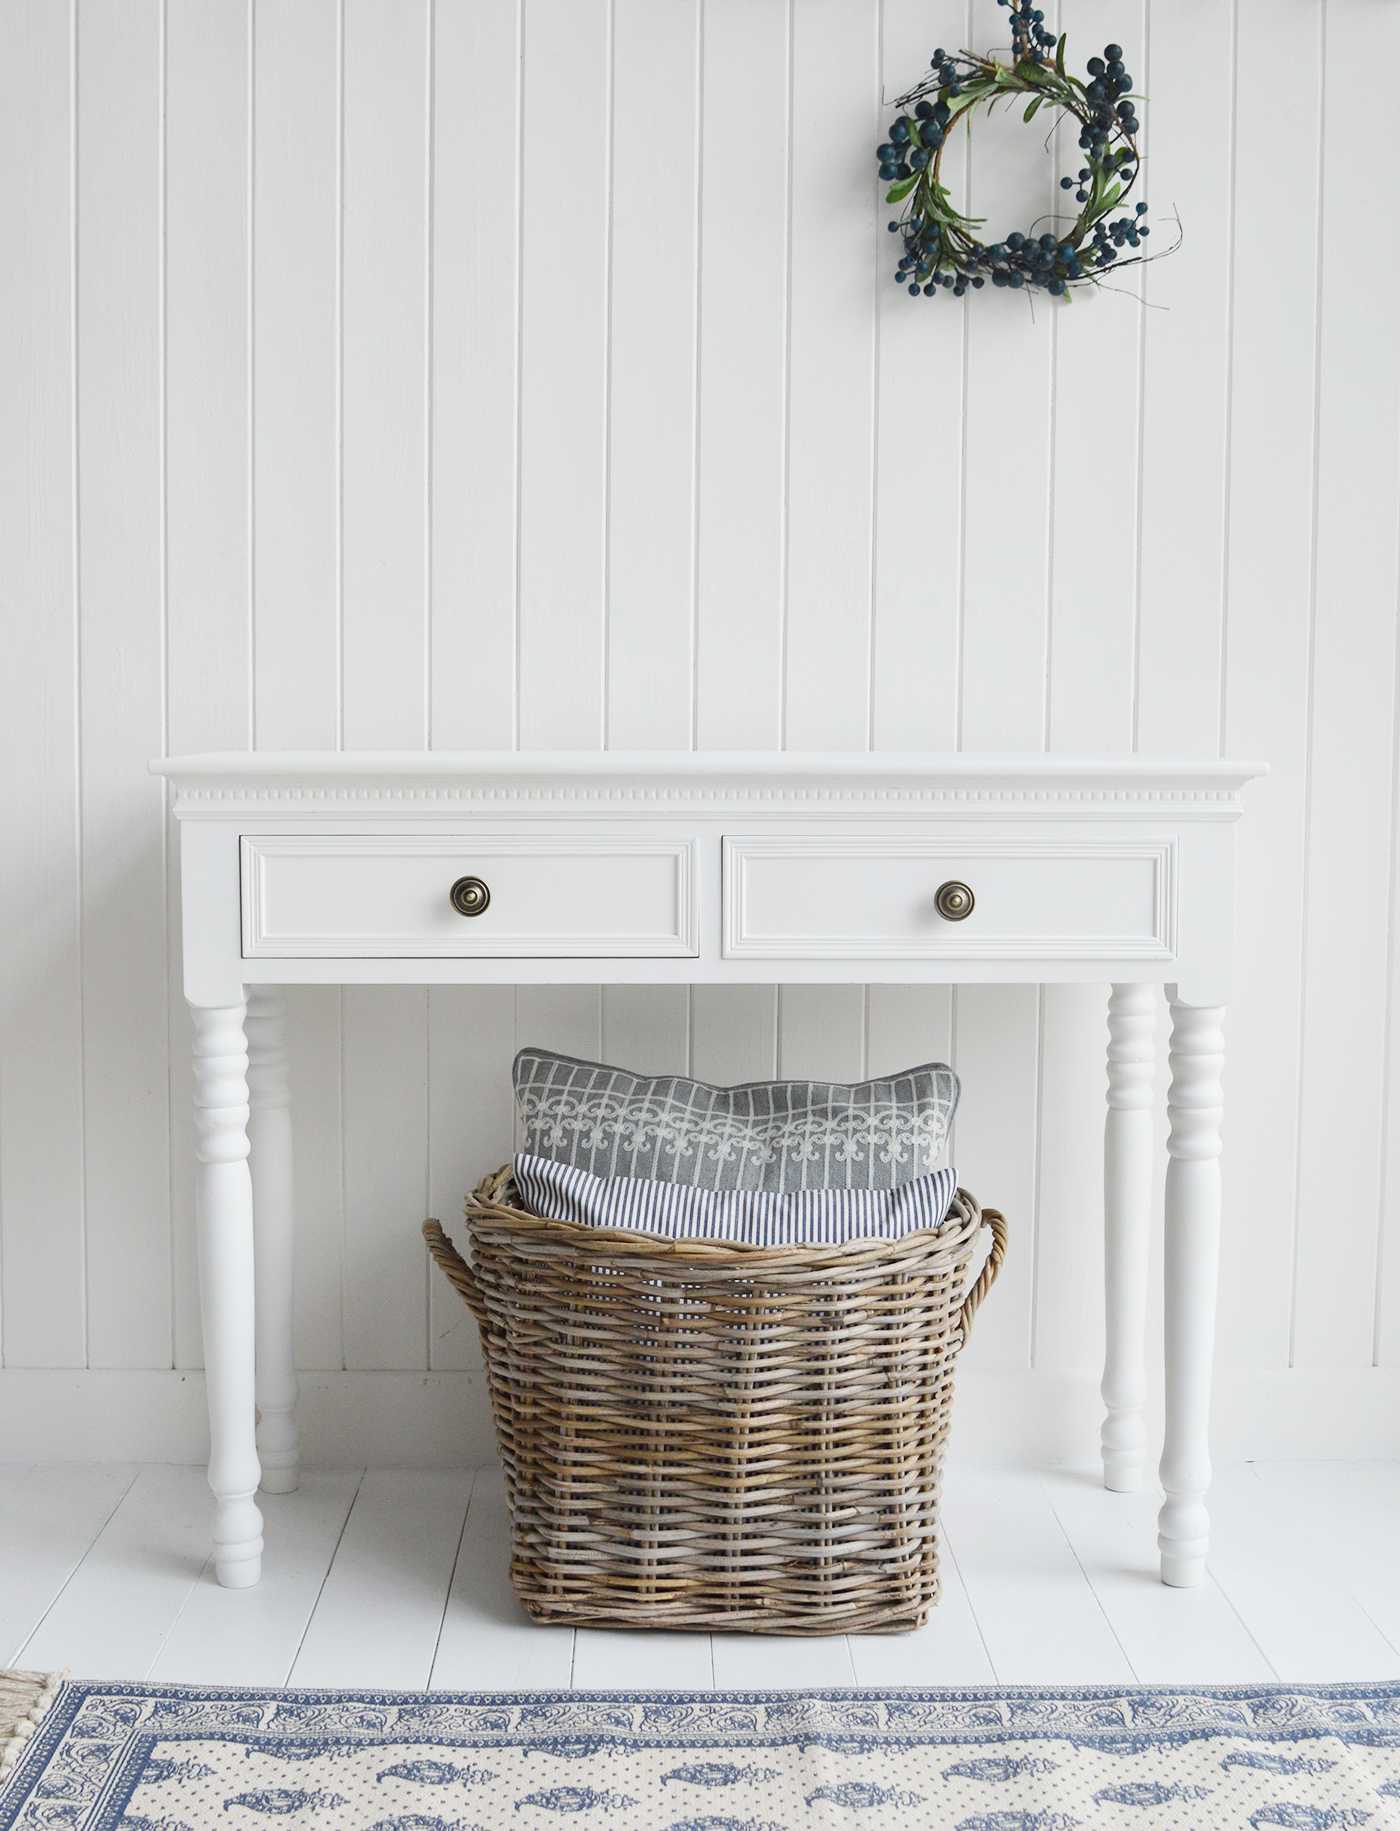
[1218,0,1320,1370]
[287,985,345,1371]
[0,0,86,1368]
[1292,0,1400,1369]
[1133,0,1233,754]
[693,0,788,751]
[782,0,879,750]
[342,0,430,750]
[869,0,966,753]
[690,986,778,1085]
[426,984,515,1371]
[605,0,700,750]
[165,0,255,1370]
[79,0,172,1369]
[954,985,1041,1371]
[430,0,520,751]
[1047,1,1145,753]
[516,0,610,750]
[8,0,1400,1426]
[342,986,428,1369]
[253,0,341,752]
[958,0,1055,750]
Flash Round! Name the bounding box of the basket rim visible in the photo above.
[464,1163,986,1270]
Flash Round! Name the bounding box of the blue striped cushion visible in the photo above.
[512,1152,959,1246]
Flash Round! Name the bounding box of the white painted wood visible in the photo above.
[869,0,965,753]
[18,1464,221,1678]
[777,985,865,1083]
[710,1631,855,1691]
[605,0,699,751]
[0,1464,139,1666]
[283,1457,468,1684]
[252,0,341,753]
[0,0,86,1371]
[78,0,172,1373]
[572,1628,713,1692]
[286,986,345,1372]
[341,0,429,750]
[1046,0,1145,756]
[428,0,520,752]
[1101,984,1155,1492]
[289,1466,473,1690]
[242,833,700,958]
[1037,1467,1275,1685]
[866,984,953,1090]
[430,1465,574,1691]
[426,984,516,1372]
[1247,1460,1400,1659]
[1292,0,1400,1374]
[1201,1464,1400,1683]
[516,0,609,750]
[1157,998,1225,1588]
[341,986,429,1373]
[938,1467,1135,1685]
[689,986,778,1085]
[783,0,878,751]
[601,986,690,1079]
[1217,0,1320,1373]
[191,1002,264,1588]
[726,837,1172,961]
[148,1467,361,1686]
[1032,983,1109,1375]
[246,988,299,1493]
[1133,0,1232,759]
[846,1539,997,1688]
[958,0,1055,752]
[692,0,787,751]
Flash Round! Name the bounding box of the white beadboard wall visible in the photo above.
[3,0,1399,1462]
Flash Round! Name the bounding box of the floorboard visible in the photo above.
[1247,1461,1400,1660]
[1201,1463,1400,1683]
[150,1468,364,1687]
[938,1467,1136,1685]
[0,1464,138,1666]
[847,1534,997,1687]
[429,1465,574,1691]
[1038,1465,1276,1684]
[18,1465,216,1679]
[288,1467,474,1691]
[7,1461,1399,1691]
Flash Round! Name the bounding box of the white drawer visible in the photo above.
[241,834,698,958]
[723,836,1175,961]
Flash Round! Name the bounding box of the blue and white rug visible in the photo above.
[3,1677,1399,1831]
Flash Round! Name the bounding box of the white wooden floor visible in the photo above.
[5,1461,1399,1693]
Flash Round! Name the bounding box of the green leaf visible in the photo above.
[1101,182,1121,211]
[885,176,918,202]
[1055,31,1067,76]
[1023,95,1043,121]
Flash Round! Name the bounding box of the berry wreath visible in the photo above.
[877,0,1166,300]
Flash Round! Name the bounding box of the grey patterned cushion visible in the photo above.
[512,1048,959,1193]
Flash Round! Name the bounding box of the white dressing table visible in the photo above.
[152,751,1264,1594]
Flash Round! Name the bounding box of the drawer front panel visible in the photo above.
[723,836,1174,960]
[242,835,698,958]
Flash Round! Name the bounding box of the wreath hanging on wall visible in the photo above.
[877,0,1167,299]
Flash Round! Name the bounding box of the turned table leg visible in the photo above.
[1157,993,1226,1588]
[191,1000,264,1588]
[1101,983,1155,1493]
[247,988,300,1495]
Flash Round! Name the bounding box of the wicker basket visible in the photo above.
[423,1167,1005,1636]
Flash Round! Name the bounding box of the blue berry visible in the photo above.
[1136,200,1148,213]
[908,283,921,295]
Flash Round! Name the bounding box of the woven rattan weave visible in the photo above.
[423,1167,1006,1635]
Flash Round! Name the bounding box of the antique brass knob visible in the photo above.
[449,875,491,917]
[934,880,974,922]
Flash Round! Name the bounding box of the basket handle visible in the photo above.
[422,1218,489,1332]
[958,1207,1007,1343]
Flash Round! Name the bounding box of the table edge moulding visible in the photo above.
[151,750,1267,1595]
